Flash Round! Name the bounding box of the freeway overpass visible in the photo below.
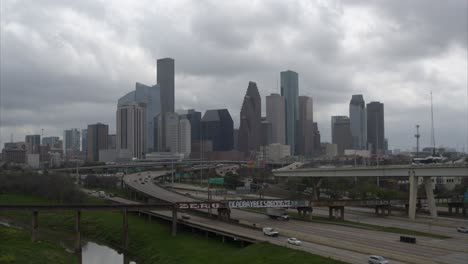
[122,170,468,264]
[51,160,249,172]
[272,164,468,220]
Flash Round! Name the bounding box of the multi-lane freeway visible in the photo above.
[123,171,468,264]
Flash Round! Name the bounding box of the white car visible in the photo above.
[287,238,301,246]
[457,227,468,233]
[368,255,389,264]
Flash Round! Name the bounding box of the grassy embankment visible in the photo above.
[244,208,450,239]
[0,224,77,264]
[0,193,346,264]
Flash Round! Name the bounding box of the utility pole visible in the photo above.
[415,125,420,158]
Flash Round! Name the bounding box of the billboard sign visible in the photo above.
[228,199,309,209]
[177,202,223,209]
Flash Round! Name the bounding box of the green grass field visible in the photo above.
[0,225,77,264]
[0,193,346,264]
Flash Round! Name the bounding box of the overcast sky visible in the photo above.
[1,0,467,151]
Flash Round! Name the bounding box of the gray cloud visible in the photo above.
[1,0,467,151]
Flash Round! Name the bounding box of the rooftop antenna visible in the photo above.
[414,125,420,158]
[430,91,436,156]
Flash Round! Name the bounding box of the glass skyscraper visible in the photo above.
[280,70,299,155]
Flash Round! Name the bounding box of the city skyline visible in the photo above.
[1,1,467,151]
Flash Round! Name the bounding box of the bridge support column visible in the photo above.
[328,207,333,219]
[423,177,437,218]
[122,209,129,251]
[75,210,81,253]
[31,211,38,242]
[408,172,418,220]
[448,205,453,214]
[172,207,177,236]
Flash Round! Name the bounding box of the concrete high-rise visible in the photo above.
[63,129,80,156]
[297,96,314,156]
[25,135,41,154]
[81,129,88,154]
[179,118,191,157]
[157,58,175,114]
[201,109,234,151]
[331,116,352,155]
[238,82,261,153]
[42,136,59,148]
[87,123,108,162]
[312,122,321,156]
[367,101,385,155]
[349,95,367,150]
[281,70,299,155]
[261,119,273,147]
[156,112,191,155]
[266,93,286,144]
[178,109,201,142]
[117,102,147,159]
[119,82,161,152]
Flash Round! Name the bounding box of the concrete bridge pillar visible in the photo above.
[31,211,38,242]
[423,177,438,218]
[75,210,81,253]
[408,171,418,220]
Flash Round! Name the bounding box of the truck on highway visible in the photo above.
[266,208,289,220]
[262,227,279,237]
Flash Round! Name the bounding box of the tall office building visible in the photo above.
[25,135,41,154]
[238,82,261,153]
[42,136,59,148]
[63,129,80,156]
[81,129,88,154]
[178,109,201,141]
[297,96,314,156]
[261,119,273,147]
[266,93,286,144]
[179,118,191,156]
[349,95,367,150]
[157,58,175,114]
[367,101,385,155]
[312,122,321,156]
[201,109,234,151]
[87,123,109,162]
[118,82,161,152]
[117,102,147,159]
[156,112,191,155]
[281,70,299,155]
[331,116,352,155]
[107,134,117,149]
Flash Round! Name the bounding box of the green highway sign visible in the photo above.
[208,178,224,184]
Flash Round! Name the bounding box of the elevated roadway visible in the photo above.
[273,164,468,220]
[123,171,468,264]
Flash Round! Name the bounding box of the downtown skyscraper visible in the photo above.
[297,96,314,156]
[367,101,385,155]
[86,123,108,162]
[266,93,286,145]
[349,95,367,150]
[331,116,352,155]
[117,102,147,159]
[238,81,261,153]
[281,70,299,155]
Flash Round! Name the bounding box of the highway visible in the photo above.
[124,171,468,264]
[109,195,404,264]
